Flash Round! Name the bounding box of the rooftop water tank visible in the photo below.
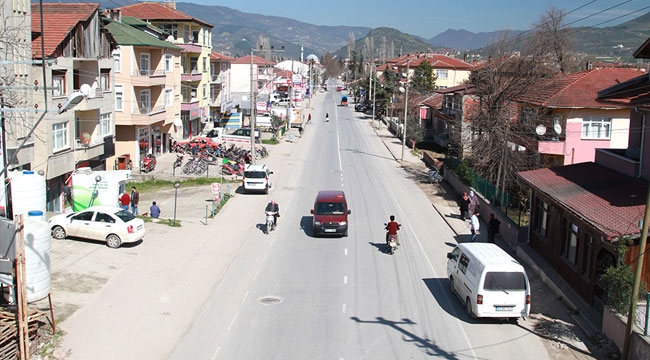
[9,171,46,216]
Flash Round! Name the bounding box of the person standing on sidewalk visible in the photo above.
[130,186,140,215]
[487,213,501,243]
[119,190,130,211]
[459,192,470,221]
[468,190,479,216]
[470,210,480,242]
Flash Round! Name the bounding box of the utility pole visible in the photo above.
[401,58,411,162]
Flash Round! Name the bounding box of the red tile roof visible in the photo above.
[210,51,234,61]
[31,3,99,59]
[232,55,274,66]
[118,2,212,27]
[419,93,443,109]
[392,54,473,70]
[518,162,647,240]
[516,68,645,108]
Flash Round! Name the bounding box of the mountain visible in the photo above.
[429,29,524,50]
[337,27,440,60]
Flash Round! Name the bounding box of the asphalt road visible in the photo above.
[39,90,566,359]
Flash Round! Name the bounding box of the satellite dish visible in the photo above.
[554,123,562,134]
[398,86,405,93]
[80,132,91,145]
[535,125,546,136]
[80,84,92,97]
[173,118,182,127]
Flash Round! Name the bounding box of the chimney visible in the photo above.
[162,1,176,10]
[586,61,592,70]
[107,8,121,22]
[463,54,468,62]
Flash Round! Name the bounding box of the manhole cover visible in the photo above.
[258,296,283,305]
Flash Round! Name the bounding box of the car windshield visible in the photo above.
[483,272,526,291]
[245,171,266,179]
[315,202,346,215]
[114,209,136,222]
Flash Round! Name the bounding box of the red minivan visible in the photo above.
[310,190,351,237]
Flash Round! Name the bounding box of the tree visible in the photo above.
[410,60,436,94]
[321,52,342,81]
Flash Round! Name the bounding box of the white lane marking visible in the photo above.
[343,276,348,284]
[227,313,238,331]
[242,290,249,304]
[262,253,268,262]
[344,248,348,256]
[342,303,347,314]
[270,238,275,245]
[253,270,260,281]
[336,124,342,172]
[211,347,221,360]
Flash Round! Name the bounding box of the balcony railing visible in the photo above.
[135,104,166,115]
[137,69,166,77]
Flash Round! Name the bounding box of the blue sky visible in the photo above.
[191,0,649,38]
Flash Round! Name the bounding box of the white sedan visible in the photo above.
[49,205,146,248]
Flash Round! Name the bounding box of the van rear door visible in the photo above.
[478,271,530,317]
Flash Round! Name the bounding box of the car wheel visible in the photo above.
[466,297,475,318]
[106,234,122,249]
[264,185,269,194]
[449,277,455,295]
[52,226,67,239]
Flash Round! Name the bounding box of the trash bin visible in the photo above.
[117,154,131,170]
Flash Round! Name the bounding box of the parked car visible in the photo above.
[49,205,146,248]
[242,164,273,194]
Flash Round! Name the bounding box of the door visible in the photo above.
[87,211,116,241]
[139,53,150,76]
[68,211,95,238]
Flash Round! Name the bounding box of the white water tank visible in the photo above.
[24,211,51,302]
[9,171,46,216]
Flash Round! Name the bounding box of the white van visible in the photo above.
[446,243,531,320]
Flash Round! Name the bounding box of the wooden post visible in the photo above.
[15,214,29,360]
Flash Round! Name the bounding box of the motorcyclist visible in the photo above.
[385,215,400,246]
[265,200,280,226]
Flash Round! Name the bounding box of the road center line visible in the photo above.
[227,313,238,331]
[210,347,221,360]
[342,303,346,313]
[344,248,348,256]
[253,270,259,281]
[343,276,348,284]
[242,290,249,303]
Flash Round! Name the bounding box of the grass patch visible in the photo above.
[127,177,236,193]
[263,138,279,145]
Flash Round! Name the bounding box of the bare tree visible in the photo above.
[526,7,574,74]
[347,32,355,60]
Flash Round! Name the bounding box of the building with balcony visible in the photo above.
[119,1,213,138]
[103,10,182,170]
[31,3,117,212]
[380,53,474,90]
[209,51,234,123]
[517,43,650,316]
[231,55,275,124]
[511,68,644,167]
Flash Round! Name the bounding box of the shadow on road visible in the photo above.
[350,316,460,358]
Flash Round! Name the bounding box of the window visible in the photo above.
[94,212,115,223]
[139,53,151,75]
[202,84,207,99]
[165,54,173,72]
[161,24,178,40]
[483,272,526,291]
[562,221,579,265]
[100,69,110,91]
[436,69,448,79]
[190,58,198,73]
[192,29,199,43]
[52,70,66,96]
[582,235,593,278]
[99,113,111,136]
[202,57,207,73]
[165,88,173,106]
[115,85,123,111]
[521,106,537,125]
[52,122,68,150]
[72,211,93,221]
[113,49,121,72]
[139,89,151,113]
[582,117,611,139]
[534,198,549,239]
[458,254,470,274]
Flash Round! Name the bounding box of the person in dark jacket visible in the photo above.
[487,213,501,243]
[459,192,470,221]
[265,200,280,226]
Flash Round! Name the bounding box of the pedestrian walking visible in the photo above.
[119,190,130,211]
[470,210,480,242]
[130,186,140,215]
[459,192,470,220]
[487,213,501,243]
[468,190,479,216]
[150,201,161,218]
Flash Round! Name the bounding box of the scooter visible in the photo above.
[142,154,157,172]
[384,223,401,255]
[265,211,277,234]
[173,154,184,168]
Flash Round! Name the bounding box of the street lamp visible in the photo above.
[401,58,412,162]
[173,181,180,226]
[250,45,284,165]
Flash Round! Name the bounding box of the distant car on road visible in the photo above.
[49,205,146,248]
